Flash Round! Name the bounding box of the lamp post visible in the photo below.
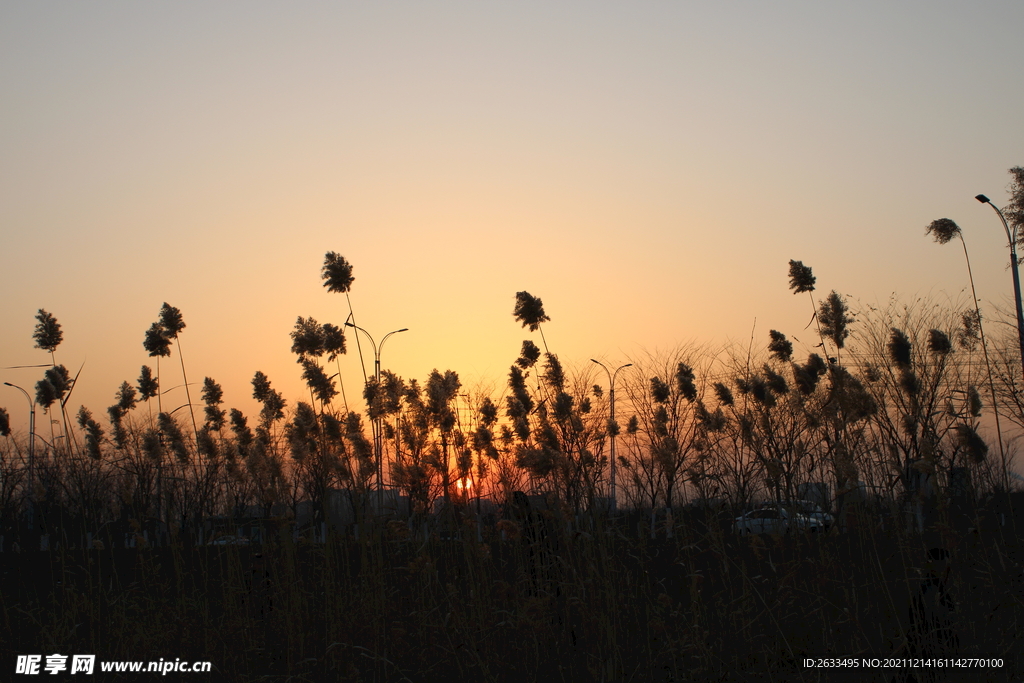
[976,194,1024,381]
[345,324,408,491]
[591,360,632,512]
[4,383,36,530]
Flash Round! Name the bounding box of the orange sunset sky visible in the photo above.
[2,2,1023,436]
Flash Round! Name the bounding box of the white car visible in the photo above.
[734,504,821,535]
[766,500,834,530]
[206,534,251,546]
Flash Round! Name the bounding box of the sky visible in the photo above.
[2,2,1023,436]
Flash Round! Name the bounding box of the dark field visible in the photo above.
[2,507,1021,683]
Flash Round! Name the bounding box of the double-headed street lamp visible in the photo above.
[4,383,36,529]
[344,324,408,490]
[976,194,1024,382]
[591,360,632,512]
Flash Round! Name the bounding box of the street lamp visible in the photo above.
[591,360,632,512]
[344,323,408,490]
[4,383,36,530]
[343,323,409,384]
[976,194,1024,381]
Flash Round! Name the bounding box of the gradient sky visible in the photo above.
[2,2,1023,434]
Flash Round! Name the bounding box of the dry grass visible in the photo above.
[1,504,1021,682]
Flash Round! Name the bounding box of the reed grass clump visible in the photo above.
[2,247,1023,681]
